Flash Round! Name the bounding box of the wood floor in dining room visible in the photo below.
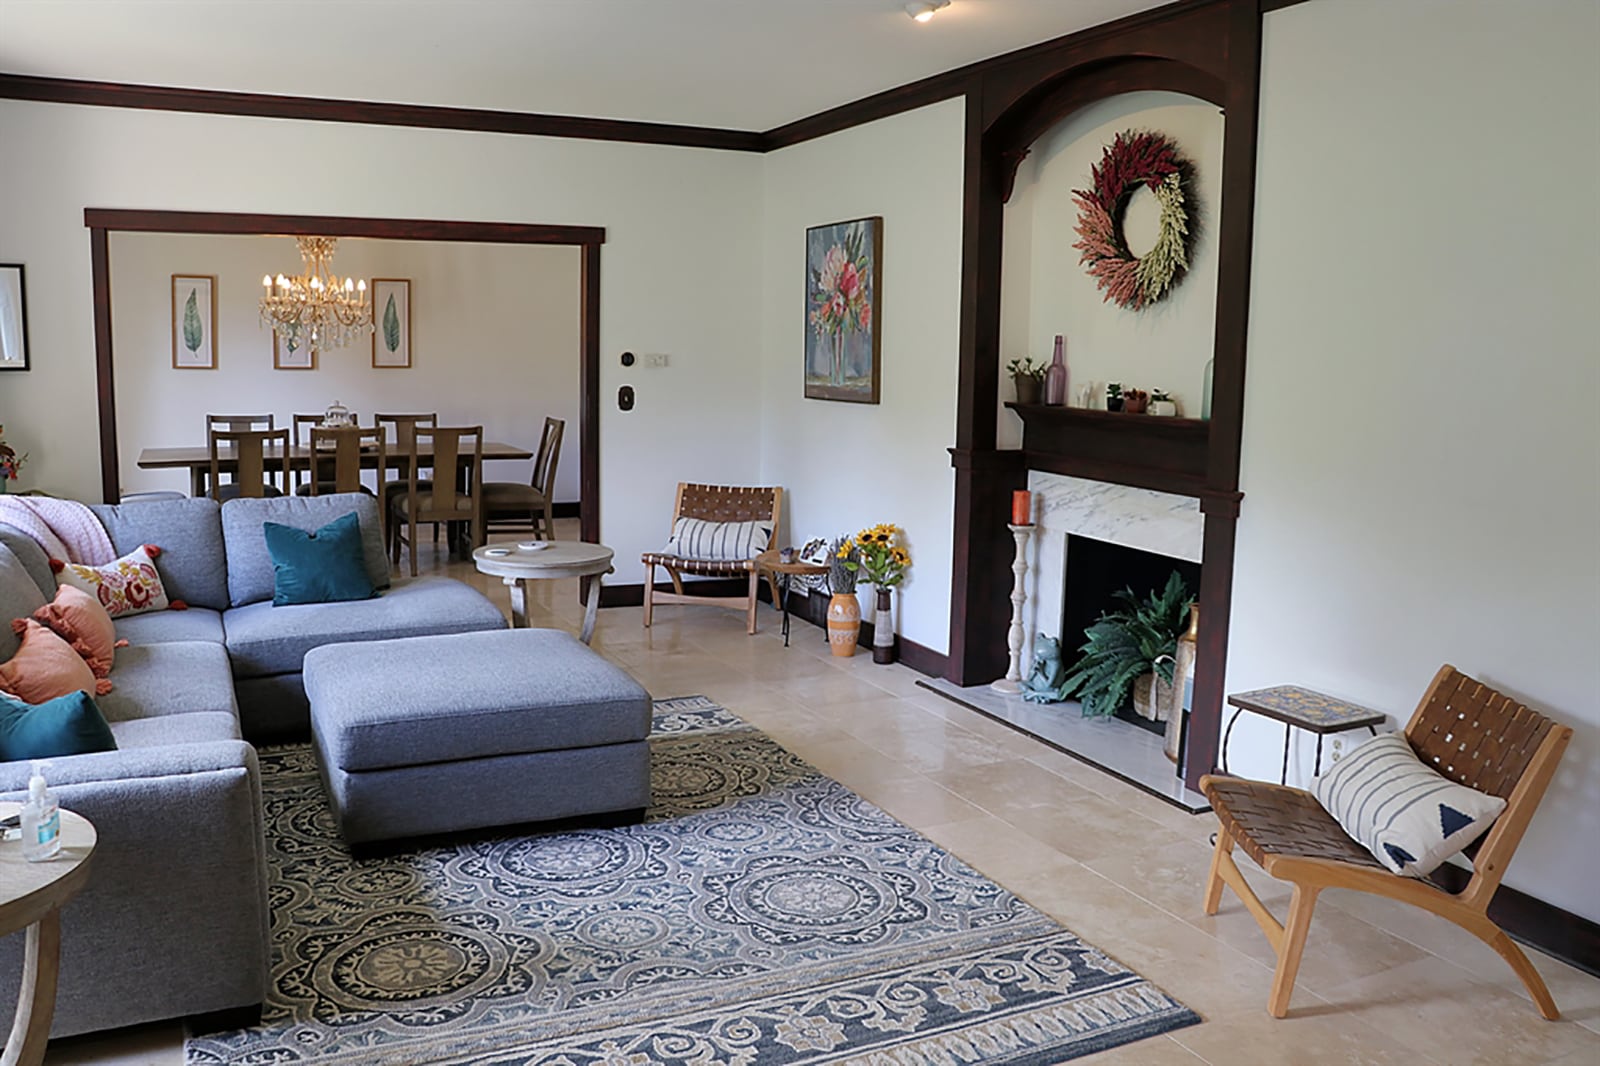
[43,519,1600,1065]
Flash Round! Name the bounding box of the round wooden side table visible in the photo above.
[473,542,615,644]
[754,549,831,648]
[0,803,95,1066]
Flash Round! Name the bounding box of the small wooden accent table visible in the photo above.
[1223,685,1386,784]
[0,805,95,1066]
[754,549,829,648]
[473,542,615,645]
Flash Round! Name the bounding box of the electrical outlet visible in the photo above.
[1329,736,1347,763]
[645,353,670,368]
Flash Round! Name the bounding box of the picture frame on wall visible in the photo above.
[0,264,28,371]
[371,278,411,368]
[804,216,881,404]
[273,332,316,371]
[171,274,217,370]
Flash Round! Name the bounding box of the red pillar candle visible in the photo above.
[1011,489,1032,526]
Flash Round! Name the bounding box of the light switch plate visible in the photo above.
[645,353,670,368]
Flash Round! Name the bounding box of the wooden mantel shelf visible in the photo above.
[1004,402,1211,498]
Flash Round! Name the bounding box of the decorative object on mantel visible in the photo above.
[992,521,1034,694]
[1164,603,1198,763]
[826,538,860,657]
[1072,129,1196,311]
[1044,334,1069,406]
[1076,381,1098,409]
[259,236,373,359]
[1058,572,1191,718]
[0,425,25,492]
[805,217,882,404]
[841,523,911,664]
[1123,388,1149,415]
[1006,356,1046,405]
[1149,390,1177,417]
[1021,634,1068,703]
[1201,357,1215,420]
[1106,382,1124,412]
[1010,489,1032,526]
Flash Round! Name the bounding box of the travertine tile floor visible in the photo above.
[46,524,1600,1065]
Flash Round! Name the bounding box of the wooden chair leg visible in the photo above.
[408,514,420,577]
[1469,916,1561,1019]
[766,571,781,611]
[1203,825,1233,915]
[745,569,759,635]
[1269,884,1320,1018]
[643,563,655,628]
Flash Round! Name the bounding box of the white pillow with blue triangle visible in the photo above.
[1311,732,1507,877]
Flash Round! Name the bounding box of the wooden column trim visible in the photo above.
[580,242,602,545]
[90,227,118,504]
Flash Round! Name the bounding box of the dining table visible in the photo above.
[136,440,535,499]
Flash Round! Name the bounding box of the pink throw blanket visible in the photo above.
[0,497,116,565]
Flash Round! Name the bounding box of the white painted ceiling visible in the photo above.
[0,0,1169,130]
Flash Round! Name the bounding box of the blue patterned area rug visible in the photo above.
[187,697,1198,1064]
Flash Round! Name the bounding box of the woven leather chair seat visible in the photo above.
[639,552,755,576]
[1201,777,1383,871]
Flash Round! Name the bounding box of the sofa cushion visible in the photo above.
[0,619,109,702]
[90,498,229,612]
[0,523,54,599]
[113,607,225,647]
[222,576,505,679]
[107,711,240,749]
[96,641,237,722]
[305,628,651,773]
[0,691,118,762]
[56,545,171,618]
[222,494,390,608]
[32,584,120,678]
[0,544,48,663]
[263,513,375,606]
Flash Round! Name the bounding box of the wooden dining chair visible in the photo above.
[294,412,363,493]
[207,413,275,432]
[482,417,564,542]
[207,427,290,501]
[376,413,438,556]
[305,425,386,538]
[641,482,781,635]
[1200,664,1573,1020]
[391,425,483,577]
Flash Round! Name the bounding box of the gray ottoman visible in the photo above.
[303,628,653,844]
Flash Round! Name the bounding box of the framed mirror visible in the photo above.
[0,264,27,371]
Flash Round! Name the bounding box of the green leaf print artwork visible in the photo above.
[383,293,400,352]
[182,289,203,354]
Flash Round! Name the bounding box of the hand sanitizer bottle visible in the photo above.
[21,763,60,862]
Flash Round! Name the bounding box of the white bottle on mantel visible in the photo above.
[1044,334,1068,406]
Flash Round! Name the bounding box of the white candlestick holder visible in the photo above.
[991,523,1033,694]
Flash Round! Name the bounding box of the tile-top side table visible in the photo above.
[0,803,96,1066]
[1223,685,1386,785]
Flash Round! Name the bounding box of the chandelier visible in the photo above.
[258,237,372,355]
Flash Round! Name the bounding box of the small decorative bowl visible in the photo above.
[483,547,511,557]
[779,547,796,563]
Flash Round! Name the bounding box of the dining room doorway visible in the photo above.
[84,209,604,544]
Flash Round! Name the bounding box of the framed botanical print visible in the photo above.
[804,217,881,404]
[0,264,28,371]
[273,332,315,371]
[371,278,411,368]
[171,274,217,369]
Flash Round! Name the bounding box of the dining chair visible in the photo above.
[391,425,483,577]
[305,423,386,531]
[206,413,275,432]
[375,413,438,557]
[482,417,564,542]
[293,412,363,493]
[207,427,290,501]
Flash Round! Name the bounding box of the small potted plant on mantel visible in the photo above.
[1105,383,1124,412]
[1007,357,1047,405]
[1123,388,1149,414]
[1149,389,1177,417]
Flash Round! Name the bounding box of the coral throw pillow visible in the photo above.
[0,619,112,703]
[54,544,173,618]
[32,584,125,679]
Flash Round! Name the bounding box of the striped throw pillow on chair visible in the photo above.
[664,518,772,562]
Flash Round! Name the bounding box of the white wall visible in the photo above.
[759,100,966,654]
[999,93,1223,447]
[1230,0,1600,921]
[0,101,763,580]
[109,233,582,502]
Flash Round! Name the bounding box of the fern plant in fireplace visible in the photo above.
[1059,572,1191,717]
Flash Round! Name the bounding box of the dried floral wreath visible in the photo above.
[1072,130,1195,311]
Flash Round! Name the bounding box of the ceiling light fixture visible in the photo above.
[259,237,372,357]
[905,1,950,24]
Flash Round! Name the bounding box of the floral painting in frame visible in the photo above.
[171,274,216,369]
[371,279,411,368]
[805,217,881,404]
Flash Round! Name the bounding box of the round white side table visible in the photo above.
[473,542,615,644]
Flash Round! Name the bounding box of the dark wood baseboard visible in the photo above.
[1427,864,1600,979]
[552,501,579,519]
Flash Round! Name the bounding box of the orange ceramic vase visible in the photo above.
[827,593,861,657]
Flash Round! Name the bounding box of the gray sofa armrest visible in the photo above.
[0,741,271,1037]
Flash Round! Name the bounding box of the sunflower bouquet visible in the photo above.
[840,523,912,588]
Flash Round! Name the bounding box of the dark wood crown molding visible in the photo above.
[0,73,766,153]
[82,208,604,246]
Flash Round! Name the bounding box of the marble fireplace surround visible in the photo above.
[1020,471,1203,666]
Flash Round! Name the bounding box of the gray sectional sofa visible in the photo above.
[0,493,507,1037]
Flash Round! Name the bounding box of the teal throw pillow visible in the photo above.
[263,512,377,607]
[0,691,118,762]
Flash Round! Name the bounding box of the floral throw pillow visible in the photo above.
[53,544,175,619]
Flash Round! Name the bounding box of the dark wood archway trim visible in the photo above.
[84,208,605,552]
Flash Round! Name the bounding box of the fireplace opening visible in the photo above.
[1061,534,1203,733]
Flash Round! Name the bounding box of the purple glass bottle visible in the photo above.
[1044,334,1068,406]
